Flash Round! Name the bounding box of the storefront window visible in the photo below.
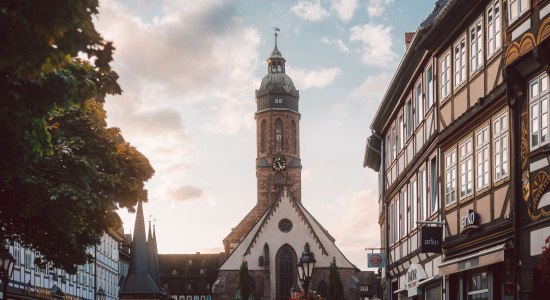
[468,271,489,299]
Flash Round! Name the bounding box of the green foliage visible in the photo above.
[237,260,252,300]
[328,258,345,300]
[0,1,153,273]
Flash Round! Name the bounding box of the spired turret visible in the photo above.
[255,31,299,113]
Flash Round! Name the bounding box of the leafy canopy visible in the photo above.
[0,1,154,273]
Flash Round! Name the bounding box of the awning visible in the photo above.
[439,243,506,275]
[364,135,381,171]
[417,275,441,287]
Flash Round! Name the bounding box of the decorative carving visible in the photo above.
[538,17,550,44]
[518,33,536,56]
[529,171,550,221]
[505,42,520,65]
[523,169,531,202]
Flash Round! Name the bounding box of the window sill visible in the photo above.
[453,81,467,95]
[486,48,503,65]
[470,66,485,80]
[445,202,458,211]
[459,194,475,205]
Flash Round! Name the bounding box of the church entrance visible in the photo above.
[276,244,296,300]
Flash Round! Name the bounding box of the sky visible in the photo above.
[94,0,436,270]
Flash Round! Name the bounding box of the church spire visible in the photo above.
[147,218,161,285]
[268,28,285,74]
[130,201,149,276]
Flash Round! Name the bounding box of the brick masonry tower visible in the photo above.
[223,31,301,254]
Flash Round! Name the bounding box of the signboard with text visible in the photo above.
[421,226,443,253]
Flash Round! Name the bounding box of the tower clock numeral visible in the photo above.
[272,157,286,171]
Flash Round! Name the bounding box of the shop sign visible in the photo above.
[405,263,428,297]
[458,257,480,271]
[367,252,385,268]
[420,226,442,253]
[461,209,480,233]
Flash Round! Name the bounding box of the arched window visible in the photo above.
[274,173,284,190]
[275,119,283,152]
[276,245,296,300]
[261,120,267,153]
[291,120,297,154]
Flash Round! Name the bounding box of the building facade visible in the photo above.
[4,224,125,300]
[159,253,224,300]
[365,0,550,299]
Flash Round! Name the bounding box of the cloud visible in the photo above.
[330,72,392,126]
[325,189,381,269]
[350,23,397,67]
[168,185,204,202]
[367,0,395,17]
[291,0,330,21]
[97,0,261,136]
[321,37,350,53]
[331,0,358,22]
[287,67,342,90]
[115,108,188,140]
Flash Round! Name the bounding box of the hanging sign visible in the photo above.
[367,252,385,268]
[406,264,428,297]
[420,226,442,253]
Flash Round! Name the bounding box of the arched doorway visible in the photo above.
[276,244,296,300]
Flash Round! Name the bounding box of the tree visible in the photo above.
[0,1,154,273]
[237,260,252,300]
[328,258,345,300]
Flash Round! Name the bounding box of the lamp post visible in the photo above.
[96,287,106,300]
[0,249,15,300]
[297,243,316,297]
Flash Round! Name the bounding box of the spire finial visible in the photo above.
[273,27,280,48]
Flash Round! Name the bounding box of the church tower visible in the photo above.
[255,31,301,209]
[223,31,301,254]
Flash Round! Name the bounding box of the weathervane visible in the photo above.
[272,27,280,47]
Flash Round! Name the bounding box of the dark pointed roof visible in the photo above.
[148,222,161,285]
[120,201,166,298]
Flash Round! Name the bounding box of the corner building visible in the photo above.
[365,0,550,299]
[217,33,357,300]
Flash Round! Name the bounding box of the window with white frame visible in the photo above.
[445,149,457,206]
[389,200,394,244]
[406,97,413,137]
[486,0,501,58]
[401,188,407,238]
[475,124,490,191]
[454,35,467,88]
[410,179,417,230]
[493,110,509,182]
[470,17,483,74]
[415,81,423,126]
[530,73,550,150]
[398,114,404,152]
[459,137,474,199]
[509,0,529,23]
[392,125,397,160]
[426,64,434,109]
[440,51,451,100]
[419,167,427,221]
[429,156,438,214]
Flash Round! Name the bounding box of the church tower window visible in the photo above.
[261,120,267,153]
[275,118,283,152]
[274,173,284,190]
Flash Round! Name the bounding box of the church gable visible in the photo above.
[220,188,354,271]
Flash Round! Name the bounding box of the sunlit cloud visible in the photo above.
[367,0,395,17]
[288,67,342,90]
[322,37,351,53]
[350,23,397,68]
[291,0,330,21]
[331,0,358,22]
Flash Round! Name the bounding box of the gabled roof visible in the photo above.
[220,187,355,271]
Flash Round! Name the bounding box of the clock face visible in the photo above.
[272,157,286,171]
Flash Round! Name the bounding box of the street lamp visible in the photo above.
[96,287,107,300]
[297,243,316,297]
[0,249,15,300]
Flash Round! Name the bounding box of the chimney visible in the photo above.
[405,32,415,50]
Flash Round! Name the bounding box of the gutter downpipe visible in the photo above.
[377,133,390,300]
